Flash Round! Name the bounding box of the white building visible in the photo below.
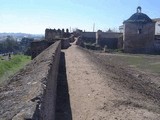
[119,25,124,33]
[153,18,160,35]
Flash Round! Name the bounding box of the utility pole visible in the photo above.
[93,23,95,32]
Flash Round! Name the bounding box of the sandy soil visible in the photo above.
[56,44,160,120]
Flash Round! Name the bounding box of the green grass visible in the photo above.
[0,55,31,85]
[116,55,160,74]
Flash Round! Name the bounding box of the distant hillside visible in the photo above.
[0,33,44,41]
[0,32,44,38]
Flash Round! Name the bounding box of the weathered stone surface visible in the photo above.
[123,7,155,53]
[61,38,71,49]
[0,41,61,120]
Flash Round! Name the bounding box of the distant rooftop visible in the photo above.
[152,18,160,22]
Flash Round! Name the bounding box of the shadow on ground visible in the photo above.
[55,52,72,120]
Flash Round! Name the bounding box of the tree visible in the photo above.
[0,36,19,53]
[5,36,19,52]
[20,37,34,54]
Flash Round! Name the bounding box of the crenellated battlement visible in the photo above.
[45,28,70,41]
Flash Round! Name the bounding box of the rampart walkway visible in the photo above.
[0,42,160,120]
[56,44,160,120]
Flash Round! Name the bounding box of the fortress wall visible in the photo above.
[0,41,61,120]
[39,40,61,120]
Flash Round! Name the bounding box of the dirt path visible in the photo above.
[56,45,160,120]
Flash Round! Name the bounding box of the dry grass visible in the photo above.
[97,52,160,74]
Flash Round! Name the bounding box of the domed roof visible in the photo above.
[124,7,153,24]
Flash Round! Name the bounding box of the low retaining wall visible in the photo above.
[0,41,61,120]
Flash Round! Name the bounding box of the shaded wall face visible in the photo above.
[45,29,71,41]
[82,37,96,43]
[123,22,155,53]
[98,38,118,49]
[45,31,58,41]
[81,32,96,43]
[31,41,54,59]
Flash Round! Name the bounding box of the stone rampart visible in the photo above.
[0,41,61,120]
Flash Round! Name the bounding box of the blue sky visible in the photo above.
[0,0,160,34]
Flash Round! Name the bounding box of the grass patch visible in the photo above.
[116,55,160,74]
[0,55,31,85]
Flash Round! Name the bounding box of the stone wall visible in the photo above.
[96,31,122,49]
[123,22,155,53]
[31,40,54,59]
[81,32,96,43]
[45,28,70,41]
[0,41,61,120]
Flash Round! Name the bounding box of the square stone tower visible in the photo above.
[123,7,155,53]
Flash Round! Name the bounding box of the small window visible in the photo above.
[138,29,142,34]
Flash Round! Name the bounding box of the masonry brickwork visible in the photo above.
[31,28,71,59]
[123,7,156,53]
[45,28,70,41]
[123,22,155,53]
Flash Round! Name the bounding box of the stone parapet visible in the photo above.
[0,41,61,120]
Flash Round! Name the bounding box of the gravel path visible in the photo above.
[56,44,160,120]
